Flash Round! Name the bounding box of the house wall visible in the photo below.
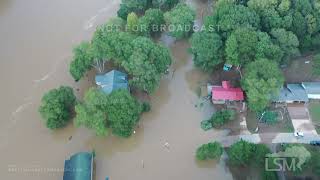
[91,154,93,180]
[308,94,320,99]
[212,100,225,104]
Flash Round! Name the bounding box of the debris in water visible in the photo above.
[68,136,72,141]
[164,142,170,149]
[305,61,310,64]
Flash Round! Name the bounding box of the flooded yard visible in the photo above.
[0,0,234,180]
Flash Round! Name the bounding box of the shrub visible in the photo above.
[227,140,255,166]
[261,111,278,125]
[164,3,196,39]
[261,170,278,180]
[142,102,151,112]
[39,86,76,129]
[201,119,213,131]
[210,109,235,128]
[196,142,223,160]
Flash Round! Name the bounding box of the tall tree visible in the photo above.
[196,142,223,160]
[152,0,179,10]
[39,86,76,129]
[70,20,130,81]
[74,88,109,136]
[107,90,142,137]
[225,27,258,66]
[164,3,196,39]
[255,31,284,63]
[137,8,165,36]
[95,31,135,64]
[270,28,300,62]
[69,41,94,81]
[190,31,224,71]
[126,12,139,32]
[122,37,171,92]
[227,140,255,166]
[204,3,260,39]
[242,59,284,112]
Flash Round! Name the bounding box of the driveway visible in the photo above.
[217,133,320,147]
[287,104,317,134]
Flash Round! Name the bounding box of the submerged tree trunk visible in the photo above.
[92,59,108,73]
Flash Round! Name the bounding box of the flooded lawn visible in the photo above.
[0,0,235,180]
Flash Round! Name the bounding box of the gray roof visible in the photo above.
[302,82,320,94]
[273,84,309,102]
[63,152,93,180]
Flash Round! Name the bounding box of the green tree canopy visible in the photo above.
[39,86,76,129]
[93,30,135,64]
[196,142,223,160]
[69,19,132,81]
[117,0,179,20]
[226,28,284,66]
[107,90,142,137]
[227,140,255,166]
[225,27,258,66]
[247,0,278,13]
[152,0,179,10]
[75,88,109,136]
[122,37,171,92]
[255,31,284,63]
[75,88,143,137]
[137,8,165,36]
[261,170,278,180]
[126,12,139,32]
[164,3,196,39]
[242,59,284,112]
[311,152,320,176]
[253,144,271,166]
[190,31,224,71]
[69,41,94,81]
[210,109,235,128]
[204,2,260,39]
[270,28,300,62]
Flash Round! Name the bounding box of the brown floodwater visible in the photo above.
[0,0,234,179]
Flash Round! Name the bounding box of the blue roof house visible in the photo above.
[302,82,320,99]
[273,84,309,103]
[63,152,94,180]
[95,70,128,94]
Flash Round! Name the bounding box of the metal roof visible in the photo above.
[302,82,320,94]
[63,152,93,180]
[212,81,244,101]
[274,84,309,102]
[95,70,128,94]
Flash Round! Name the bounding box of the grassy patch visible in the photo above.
[282,119,295,133]
[309,102,320,133]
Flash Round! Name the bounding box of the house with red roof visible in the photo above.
[211,81,244,104]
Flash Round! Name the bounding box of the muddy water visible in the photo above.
[0,0,233,180]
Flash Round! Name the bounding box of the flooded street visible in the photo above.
[0,0,233,179]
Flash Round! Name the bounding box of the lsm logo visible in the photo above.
[265,146,311,172]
